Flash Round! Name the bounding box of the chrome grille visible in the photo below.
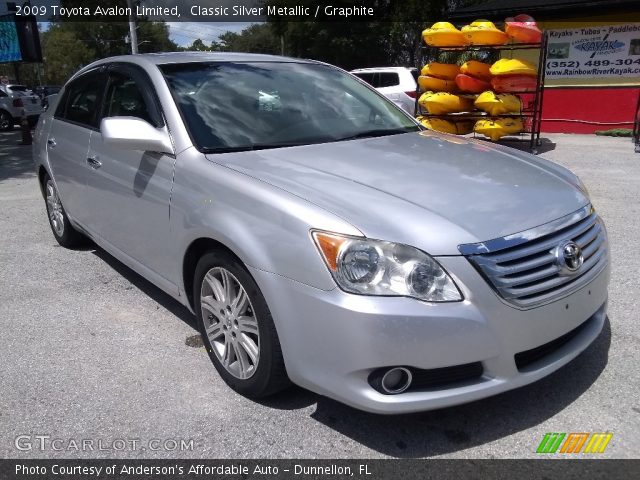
[460,206,608,309]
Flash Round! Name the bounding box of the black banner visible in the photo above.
[1,459,638,480]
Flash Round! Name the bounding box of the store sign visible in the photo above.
[0,17,22,63]
[546,24,640,78]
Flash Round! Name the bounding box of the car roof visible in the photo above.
[73,52,321,80]
[351,67,416,73]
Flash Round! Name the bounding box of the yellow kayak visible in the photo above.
[417,117,474,135]
[474,91,521,116]
[418,75,457,93]
[421,62,460,80]
[474,118,524,141]
[462,20,509,46]
[490,58,538,76]
[419,92,475,115]
[459,60,492,80]
[422,22,469,47]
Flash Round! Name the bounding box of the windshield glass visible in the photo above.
[160,62,419,153]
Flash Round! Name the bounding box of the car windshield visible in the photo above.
[160,61,420,153]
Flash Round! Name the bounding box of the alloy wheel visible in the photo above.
[200,267,260,379]
[45,180,65,237]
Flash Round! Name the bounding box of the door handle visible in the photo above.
[47,138,56,148]
[86,156,102,169]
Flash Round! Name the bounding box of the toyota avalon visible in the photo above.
[33,53,609,414]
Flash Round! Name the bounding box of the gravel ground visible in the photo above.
[0,130,638,459]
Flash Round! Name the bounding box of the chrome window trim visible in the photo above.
[458,204,593,255]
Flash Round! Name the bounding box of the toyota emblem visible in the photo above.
[555,240,584,274]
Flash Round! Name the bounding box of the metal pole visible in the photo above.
[127,0,138,54]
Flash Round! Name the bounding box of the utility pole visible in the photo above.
[126,0,138,54]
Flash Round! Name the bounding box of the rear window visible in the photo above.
[353,72,376,86]
[376,72,399,88]
[6,85,31,97]
[352,72,399,88]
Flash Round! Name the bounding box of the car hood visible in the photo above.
[206,131,588,255]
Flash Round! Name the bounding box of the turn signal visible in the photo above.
[312,232,348,272]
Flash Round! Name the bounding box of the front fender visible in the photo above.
[170,148,362,294]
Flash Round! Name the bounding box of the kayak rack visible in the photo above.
[634,90,640,153]
[414,34,549,154]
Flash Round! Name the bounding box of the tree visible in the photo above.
[260,0,474,69]
[185,39,211,52]
[212,24,280,54]
[40,26,95,84]
[136,21,178,53]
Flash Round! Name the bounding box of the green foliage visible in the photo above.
[184,39,212,52]
[213,24,281,54]
[41,26,95,84]
[594,128,633,137]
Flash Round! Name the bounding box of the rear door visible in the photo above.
[47,70,107,225]
[85,64,177,288]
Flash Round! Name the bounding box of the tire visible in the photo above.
[43,173,86,248]
[0,110,13,131]
[194,251,290,398]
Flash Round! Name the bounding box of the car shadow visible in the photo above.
[87,242,610,458]
[500,136,557,154]
[90,247,198,331]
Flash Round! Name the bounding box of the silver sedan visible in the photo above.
[32,53,609,414]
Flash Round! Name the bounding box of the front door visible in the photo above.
[84,65,177,288]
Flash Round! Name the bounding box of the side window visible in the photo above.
[59,74,105,128]
[0,90,7,98]
[354,72,377,87]
[377,72,400,88]
[102,73,153,125]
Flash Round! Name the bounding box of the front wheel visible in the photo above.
[194,251,290,398]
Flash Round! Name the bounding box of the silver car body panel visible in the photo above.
[32,53,609,413]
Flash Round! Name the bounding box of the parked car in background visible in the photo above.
[1,84,34,96]
[0,84,44,130]
[350,67,418,114]
[34,85,62,99]
[33,53,609,414]
[34,86,62,110]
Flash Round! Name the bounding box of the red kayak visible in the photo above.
[491,75,537,93]
[505,14,543,44]
[455,74,491,93]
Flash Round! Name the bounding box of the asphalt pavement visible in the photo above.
[0,130,638,459]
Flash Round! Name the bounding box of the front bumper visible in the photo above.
[249,256,609,414]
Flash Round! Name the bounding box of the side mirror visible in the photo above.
[100,117,174,155]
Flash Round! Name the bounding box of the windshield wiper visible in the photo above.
[335,128,418,142]
[202,142,308,154]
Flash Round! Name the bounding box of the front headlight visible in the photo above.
[312,231,462,302]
